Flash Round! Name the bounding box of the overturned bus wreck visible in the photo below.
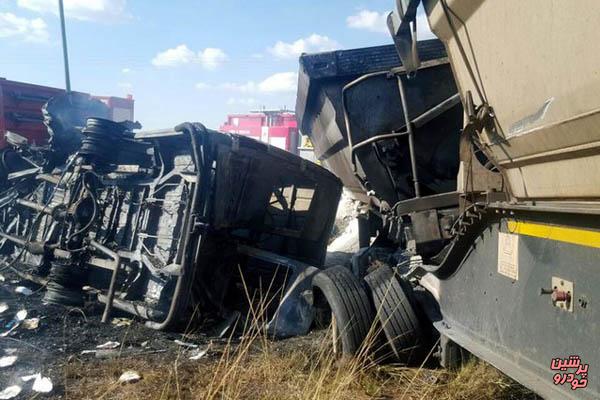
[0,111,342,336]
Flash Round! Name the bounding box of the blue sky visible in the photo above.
[0,0,433,130]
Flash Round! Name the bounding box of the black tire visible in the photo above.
[312,266,374,355]
[364,265,424,364]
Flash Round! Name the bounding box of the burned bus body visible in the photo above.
[0,114,341,334]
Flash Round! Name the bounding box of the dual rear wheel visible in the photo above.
[312,264,425,362]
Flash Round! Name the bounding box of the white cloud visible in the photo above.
[121,67,131,73]
[346,8,436,40]
[152,44,196,67]
[118,82,132,89]
[257,72,297,93]
[268,34,340,59]
[17,0,129,22]
[195,82,210,91]
[0,12,48,42]
[197,47,227,70]
[152,44,227,69]
[221,72,298,94]
[347,10,388,33]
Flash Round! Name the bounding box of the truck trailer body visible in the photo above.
[384,0,600,398]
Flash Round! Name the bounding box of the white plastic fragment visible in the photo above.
[0,303,7,314]
[0,310,27,337]
[3,349,17,355]
[32,375,53,393]
[118,370,141,384]
[188,348,208,360]
[111,318,132,327]
[15,286,33,296]
[0,385,21,400]
[21,373,53,393]
[21,318,40,330]
[174,339,198,348]
[0,356,17,368]
[0,273,5,282]
[21,374,38,382]
[96,341,120,349]
[80,350,96,355]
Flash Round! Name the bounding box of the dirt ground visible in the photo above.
[0,254,538,400]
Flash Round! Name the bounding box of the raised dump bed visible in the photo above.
[296,40,463,206]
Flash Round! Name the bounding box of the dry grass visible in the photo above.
[62,336,535,400]
[61,271,536,400]
[62,320,536,400]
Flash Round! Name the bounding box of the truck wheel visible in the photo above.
[364,265,424,364]
[312,266,374,355]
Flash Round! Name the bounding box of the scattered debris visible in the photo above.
[189,348,208,360]
[0,303,7,314]
[3,349,17,355]
[111,317,132,327]
[118,370,142,384]
[96,341,120,350]
[80,350,96,355]
[32,375,53,393]
[0,274,4,282]
[0,356,17,368]
[140,340,149,348]
[20,374,38,382]
[0,310,27,337]
[21,318,40,330]
[20,374,53,393]
[14,286,33,296]
[0,386,20,400]
[174,339,198,348]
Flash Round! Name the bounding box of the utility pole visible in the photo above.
[58,0,71,92]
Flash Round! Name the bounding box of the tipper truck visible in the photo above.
[297,1,599,398]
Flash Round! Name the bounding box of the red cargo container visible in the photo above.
[219,110,299,154]
[0,78,63,148]
[0,78,134,148]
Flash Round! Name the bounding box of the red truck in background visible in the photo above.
[219,109,299,154]
[0,77,134,148]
